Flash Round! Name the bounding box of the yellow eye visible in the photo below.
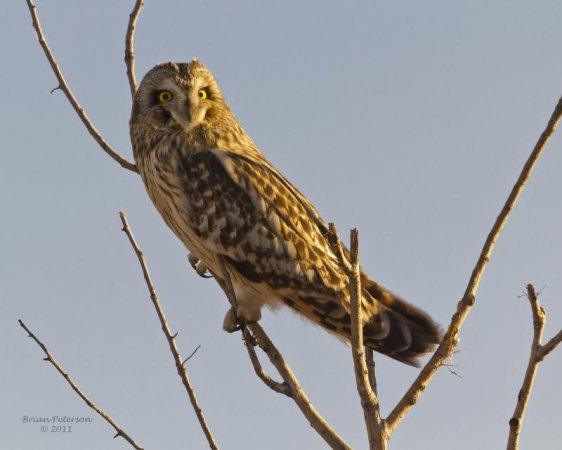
[158,90,173,103]
[198,89,208,100]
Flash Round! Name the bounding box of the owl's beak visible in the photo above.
[183,98,192,123]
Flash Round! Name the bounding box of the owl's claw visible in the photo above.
[188,253,198,269]
[223,306,261,333]
[198,270,213,279]
[188,253,212,278]
[223,308,242,333]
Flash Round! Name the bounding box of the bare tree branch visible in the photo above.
[342,228,387,449]
[365,350,378,398]
[213,256,351,450]
[119,211,219,450]
[351,230,387,450]
[386,93,562,433]
[507,285,545,450]
[538,329,562,360]
[18,320,144,450]
[241,328,291,396]
[212,258,290,393]
[125,0,144,97]
[506,284,562,450]
[212,258,291,393]
[24,0,138,173]
[247,322,351,450]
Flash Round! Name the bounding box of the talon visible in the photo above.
[223,306,261,333]
[188,253,199,267]
[223,307,244,332]
[196,261,212,278]
[188,253,212,278]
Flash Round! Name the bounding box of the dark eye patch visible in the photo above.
[150,90,165,107]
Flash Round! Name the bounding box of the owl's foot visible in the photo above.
[222,306,262,333]
[188,253,212,278]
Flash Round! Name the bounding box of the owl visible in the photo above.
[130,60,441,365]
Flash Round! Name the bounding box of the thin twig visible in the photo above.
[24,0,138,173]
[241,328,291,396]
[507,284,544,450]
[182,344,202,366]
[18,320,144,450]
[365,350,378,398]
[386,94,562,433]
[347,229,387,450]
[214,256,351,450]
[125,0,144,97]
[538,329,562,360]
[119,211,219,450]
[329,225,387,447]
[507,284,562,450]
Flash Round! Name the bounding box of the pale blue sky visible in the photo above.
[2,1,561,449]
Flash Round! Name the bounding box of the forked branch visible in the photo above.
[214,256,351,450]
[247,322,351,450]
[506,284,562,450]
[18,320,144,450]
[119,211,219,450]
[241,329,291,396]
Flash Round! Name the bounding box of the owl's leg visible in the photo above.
[222,305,262,332]
[188,253,212,278]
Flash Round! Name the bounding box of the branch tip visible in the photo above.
[507,284,562,449]
[125,0,144,97]
[342,227,386,448]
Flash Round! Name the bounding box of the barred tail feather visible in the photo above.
[361,274,442,366]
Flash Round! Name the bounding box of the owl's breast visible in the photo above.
[135,138,212,261]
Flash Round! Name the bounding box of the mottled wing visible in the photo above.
[178,147,347,297]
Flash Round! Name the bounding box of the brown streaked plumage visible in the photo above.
[130,60,441,365]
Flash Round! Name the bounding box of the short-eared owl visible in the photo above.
[130,60,441,365]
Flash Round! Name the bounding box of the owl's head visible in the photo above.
[131,60,232,133]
